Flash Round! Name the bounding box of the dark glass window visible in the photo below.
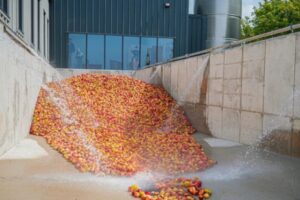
[31,0,34,44]
[105,36,122,70]
[123,37,140,70]
[68,34,86,69]
[66,34,173,70]
[141,37,157,68]
[18,0,23,32]
[47,19,49,58]
[38,0,40,51]
[43,10,46,56]
[87,35,104,69]
[158,38,174,63]
[2,0,8,15]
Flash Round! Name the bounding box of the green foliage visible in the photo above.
[241,0,300,38]
[241,17,254,39]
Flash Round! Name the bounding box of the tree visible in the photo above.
[241,0,300,38]
[241,17,254,39]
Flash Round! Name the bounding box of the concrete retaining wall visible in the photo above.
[0,23,61,156]
[58,32,300,157]
[1,15,299,158]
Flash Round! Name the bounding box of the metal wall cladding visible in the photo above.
[188,15,205,53]
[50,0,190,68]
[195,0,241,49]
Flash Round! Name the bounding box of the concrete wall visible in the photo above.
[57,32,300,157]
[0,22,60,156]
[1,8,299,158]
[207,34,299,156]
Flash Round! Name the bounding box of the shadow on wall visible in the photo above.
[260,129,300,157]
[181,61,211,135]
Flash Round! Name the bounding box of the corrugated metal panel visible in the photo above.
[135,0,141,35]
[87,0,93,32]
[169,0,176,36]
[80,0,86,32]
[128,0,135,35]
[123,0,129,35]
[54,0,61,67]
[117,0,123,35]
[152,0,158,36]
[141,0,147,36]
[188,15,203,53]
[74,0,80,32]
[93,0,99,33]
[182,0,188,55]
[174,0,181,56]
[62,0,68,67]
[111,0,117,34]
[67,0,74,32]
[105,0,111,33]
[50,0,192,68]
[99,0,105,33]
[50,0,54,63]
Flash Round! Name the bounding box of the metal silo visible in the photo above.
[194,0,242,48]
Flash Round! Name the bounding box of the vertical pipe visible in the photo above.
[196,0,242,49]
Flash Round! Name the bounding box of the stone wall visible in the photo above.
[0,23,61,156]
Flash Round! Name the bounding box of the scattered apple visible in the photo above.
[203,193,210,199]
[129,178,212,200]
[188,186,198,195]
[129,184,139,192]
[204,188,212,195]
[132,191,141,198]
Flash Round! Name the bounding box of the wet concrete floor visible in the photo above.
[0,133,299,200]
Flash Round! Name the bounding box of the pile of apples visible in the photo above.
[30,74,214,175]
[128,177,212,200]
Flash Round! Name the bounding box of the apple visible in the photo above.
[132,191,140,198]
[188,186,198,195]
[203,193,210,199]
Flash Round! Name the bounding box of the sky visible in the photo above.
[243,0,263,18]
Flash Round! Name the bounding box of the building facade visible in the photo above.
[50,0,197,70]
[0,0,50,60]
[1,0,241,70]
